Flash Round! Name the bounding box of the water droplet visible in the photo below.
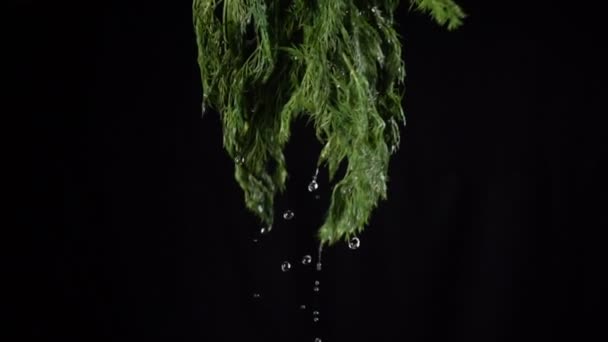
[314,280,320,286]
[283,210,294,220]
[300,304,306,310]
[341,186,352,195]
[313,286,320,292]
[316,244,323,271]
[348,236,361,250]
[253,293,261,299]
[260,226,271,234]
[281,261,291,272]
[253,238,259,243]
[313,317,319,323]
[201,95,208,118]
[313,310,320,316]
[315,338,322,342]
[308,179,319,192]
[302,255,312,265]
[235,155,245,164]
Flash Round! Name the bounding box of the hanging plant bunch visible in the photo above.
[193,0,464,246]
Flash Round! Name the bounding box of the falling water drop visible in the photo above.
[313,310,319,315]
[283,210,294,220]
[281,261,292,272]
[302,255,312,265]
[253,238,258,243]
[308,168,320,192]
[308,179,319,192]
[253,293,261,299]
[314,280,320,286]
[348,236,361,250]
[314,338,322,342]
[313,317,319,323]
[300,304,306,310]
[235,155,245,164]
[313,286,320,292]
[260,226,271,235]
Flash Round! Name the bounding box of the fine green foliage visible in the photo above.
[409,0,466,30]
[193,0,464,246]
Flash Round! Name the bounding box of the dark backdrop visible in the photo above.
[18,1,602,341]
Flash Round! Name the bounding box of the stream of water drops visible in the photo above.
[248,166,340,341]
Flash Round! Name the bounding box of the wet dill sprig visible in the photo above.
[193,0,464,246]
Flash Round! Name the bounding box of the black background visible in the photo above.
[15,0,602,341]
